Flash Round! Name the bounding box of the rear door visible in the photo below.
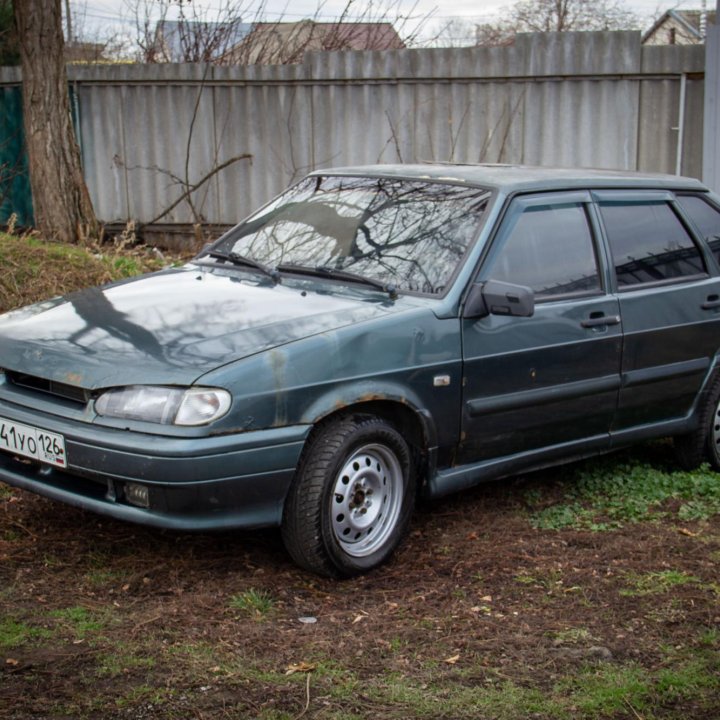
[458,191,622,464]
[594,190,720,434]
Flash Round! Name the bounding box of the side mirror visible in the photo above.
[463,279,535,319]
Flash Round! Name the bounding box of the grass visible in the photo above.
[619,570,701,597]
[97,649,156,678]
[0,230,176,314]
[239,655,719,720]
[114,684,173,710]
[48,606,110,638]
[559,658,720,718]
[4,604,718,719]
[528,450,720,531]
[83,568,126,589]
[0,617,52,648]
[551,627,596,645]
[229,588,276,618]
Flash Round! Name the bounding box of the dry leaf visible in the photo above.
[679,528,698,537]
[5,658,19,666]
[444,654,460,665]
[466,531,479,540]
[352,615,365,624]
[285,661,317,675]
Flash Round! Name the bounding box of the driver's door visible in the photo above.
[458,191,622,464]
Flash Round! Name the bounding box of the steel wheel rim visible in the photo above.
[330,443,404,558]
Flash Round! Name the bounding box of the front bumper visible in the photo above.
[0,399,310,531]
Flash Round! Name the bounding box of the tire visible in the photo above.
[281,415,415,578]
[674,372,720,471]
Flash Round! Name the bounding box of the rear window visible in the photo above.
[598,201,706,287]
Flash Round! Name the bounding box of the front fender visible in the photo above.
[301,379,439,450]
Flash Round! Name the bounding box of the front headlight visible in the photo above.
[94,386,231,426]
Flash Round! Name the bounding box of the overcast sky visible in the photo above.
[71,0,710,42]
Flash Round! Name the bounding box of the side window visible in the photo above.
[598,201,706,288]
[675,194,720,266]
[487,202,601,299]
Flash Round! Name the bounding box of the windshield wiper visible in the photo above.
[205,250,280,283]
[277,264,397,299]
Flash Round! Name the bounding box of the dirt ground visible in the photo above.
[1,453,719,719]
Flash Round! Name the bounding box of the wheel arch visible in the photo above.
[299,392,436,488]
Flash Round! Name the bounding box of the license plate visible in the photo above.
[0,416,67,468]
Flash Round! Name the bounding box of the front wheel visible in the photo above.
[281,415,415,577]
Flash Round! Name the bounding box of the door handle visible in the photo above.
[701,294,720,310]
[581,313,621,329]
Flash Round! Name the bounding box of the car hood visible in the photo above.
[0,265,413,390]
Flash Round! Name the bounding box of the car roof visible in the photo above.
[311,163,708,194]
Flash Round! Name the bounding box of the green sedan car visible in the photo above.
[1,164,720,576]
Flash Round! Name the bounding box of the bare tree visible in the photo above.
[475,0,640,46]
[128,0,255,63]
[125,0,430,64]
[429,18,484,48]
[12,0,98,243]
[510,0,640,31]
[0,0,19,65]
[64,0,133,63]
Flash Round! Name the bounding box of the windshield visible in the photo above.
[211,175,490,295]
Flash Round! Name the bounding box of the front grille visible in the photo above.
[5,370,90,405]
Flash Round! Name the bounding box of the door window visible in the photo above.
[675,194,720,267]
[598,201,706,287]
[486,202,601,299]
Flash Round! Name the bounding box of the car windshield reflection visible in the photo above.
[213,175,491,295]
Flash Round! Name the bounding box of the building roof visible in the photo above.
[220,19,405,64]
[642,9,716,44]
[245,20,404,51]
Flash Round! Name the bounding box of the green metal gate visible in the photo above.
[0,84,33,226]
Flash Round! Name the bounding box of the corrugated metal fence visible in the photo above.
[0,31,707,238]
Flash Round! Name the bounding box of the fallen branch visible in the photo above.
[292,672,312,720]
[145,153,253,227]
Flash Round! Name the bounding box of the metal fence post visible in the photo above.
[703,2,720,192]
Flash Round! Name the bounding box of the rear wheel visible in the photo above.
[674,372,720,471]
[281,415,415,577]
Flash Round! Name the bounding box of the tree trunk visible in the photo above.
[13,0,98,243]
